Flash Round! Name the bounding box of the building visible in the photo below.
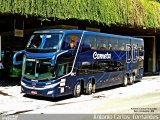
[0,0,160,79]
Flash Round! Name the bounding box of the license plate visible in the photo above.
[31,91,37,95]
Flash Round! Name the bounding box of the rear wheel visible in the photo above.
[92,83,96,93]
[73,82,81,97]
[86,81,93,95]
[123,75,128,87]
[128,74,134,85]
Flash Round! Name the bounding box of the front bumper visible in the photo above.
[21,80,59,98]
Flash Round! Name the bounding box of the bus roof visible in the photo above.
[34,29,83,34]
[34,29,143,41]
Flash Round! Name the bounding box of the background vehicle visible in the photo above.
[14,30,144,97]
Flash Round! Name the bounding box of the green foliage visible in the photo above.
[0,0,160,28]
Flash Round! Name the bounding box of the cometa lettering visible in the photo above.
[93,51,111,59]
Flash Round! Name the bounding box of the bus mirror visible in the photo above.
[13,50,25,66]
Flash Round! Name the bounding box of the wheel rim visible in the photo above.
[76,84,81,95]
[88,82,92,93]
[124,76,128,85]
[130,75,133,83]
[133,76,135,82]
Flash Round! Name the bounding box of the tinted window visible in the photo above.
[97,61,124,72]
[62,34,81,50]
[118,39,128,51]
[96,36,108,50]
[27,34,63,49]
[81,35,96,52]
[108,37,118,50]
[77,61,93,75]
[81,61,92,69]
[139,40,144,51]
[43,34,61,48]
[57,62,73,77]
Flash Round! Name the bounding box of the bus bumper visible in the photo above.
[21,81,59,98]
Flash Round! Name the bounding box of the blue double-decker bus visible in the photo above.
[14,29,144,97]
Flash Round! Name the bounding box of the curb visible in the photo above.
[142,75,160,80]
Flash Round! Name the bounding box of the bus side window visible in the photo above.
[62,34,80,50]
[57,64,66,77]
[109,37,118,50]
[139,40,144,51]
[108,37,113,50]
[90,39,96,49]
[81,42,91,52]
[81,35,96,52]
[96,36,108,50]
[108,44,112,50]
[57,62,72,77]
[118,39,126,51]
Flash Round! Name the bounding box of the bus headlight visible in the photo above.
[47,91,54,95]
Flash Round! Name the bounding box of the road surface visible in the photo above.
[0,76,160,117]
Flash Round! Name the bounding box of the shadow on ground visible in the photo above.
[22,81,140,102]
[23,94,74,102]
[0,77,21,87]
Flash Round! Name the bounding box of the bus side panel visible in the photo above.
[76,50,126,89]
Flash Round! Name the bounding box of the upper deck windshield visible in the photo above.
[27,33,63,51]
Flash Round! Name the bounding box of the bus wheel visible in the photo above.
[128,74,134,85]
[73,82,81,97]
[92,84,96,93]
[123,76,128,87]
[86,81,93,95]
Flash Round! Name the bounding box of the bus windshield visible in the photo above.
[27,33,63,50]
[24,58,53,80]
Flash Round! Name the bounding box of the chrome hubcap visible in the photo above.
[88,83,92,92]
[130,76,133,83]
[76,84,81,94]
[124,76,128,85]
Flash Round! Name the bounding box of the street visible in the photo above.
[0,76,160,116]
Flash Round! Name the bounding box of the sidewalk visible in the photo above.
[143,75,160,80]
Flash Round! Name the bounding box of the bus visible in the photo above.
[0,35,23,80]
[14,29,144,97]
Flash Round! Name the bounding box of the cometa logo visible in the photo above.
[93,51,111,59]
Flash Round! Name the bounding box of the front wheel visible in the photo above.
[73,82,81,97]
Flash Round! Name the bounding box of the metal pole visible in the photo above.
[0,35,1,62]
[0,35,4,69]
[153,37,156,72]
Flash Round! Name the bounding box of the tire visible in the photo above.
[133,75,136,82]
[73,82,81,97]
[85,81,93,95]
[92,84,96,93]
[123,75,128,87]
[128,74,134,85]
